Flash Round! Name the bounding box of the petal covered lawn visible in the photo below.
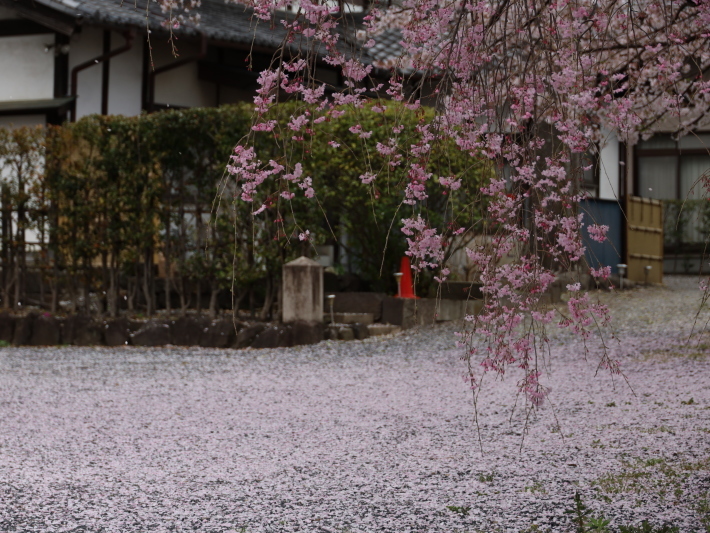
[0,277,708,532]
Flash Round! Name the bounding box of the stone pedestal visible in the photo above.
[382,297,482,329]
[282,256,323,323]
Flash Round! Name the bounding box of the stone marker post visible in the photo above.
[282,256,323,323]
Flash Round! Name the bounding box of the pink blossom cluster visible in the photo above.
[222,0,710,401]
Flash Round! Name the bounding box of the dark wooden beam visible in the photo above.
[0,0,76,35]
[101,30,111,115]
[0,19,52,37]
[54,33,70,99]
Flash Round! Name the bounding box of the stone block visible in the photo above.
[104,318,131,347]
[0,312,16,343]
[367,324,402,337]
[282,256,323,323]
[131,321,171,347]
[382,298,475,329]
[75,322,103,346]
[436,281,483,300]
[327,292,386,321]
[13,313,36,345]
[381,298,406,327]
[434,299,482,322]
[200,319,238,348]
[171,316,210,346]
[290,321,324,346]
[62,314,101,346]
[350,323,370,340]
[325,326,339,340]
[31,315,61,345]
[234,323,267,348]
[337,326,355,341]
[324,312,374,325]
[251,325,293,349]
[382,298,436,329]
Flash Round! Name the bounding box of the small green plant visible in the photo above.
[586,516,611,532]
[639,425,675,435]
[594,470,651,494]
[446,505,471,516]
[567,492,593,533]
[605,402,617,407]
[696,494,710,533]
[643,458,664,467]
[681,398,695,405]
[478,472,495,482]
[524,481,547,494]
[566,492,612,533]
[0,340,10,348]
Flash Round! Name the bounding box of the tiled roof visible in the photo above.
[367,28,403,65]
[28,0,297,48]
[7,0,368,57]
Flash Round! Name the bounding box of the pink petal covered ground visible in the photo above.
[0,277,708,532]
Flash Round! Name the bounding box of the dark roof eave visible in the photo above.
[0,96,76,116]
[0,0,77,35]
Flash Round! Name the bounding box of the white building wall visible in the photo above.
[0,34,55,101]
[598,128,620,200]
[153,40,216,108]
[68,27,104,120]
[108,31,143,116]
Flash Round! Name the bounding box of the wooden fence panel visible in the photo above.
[626,196,664,284]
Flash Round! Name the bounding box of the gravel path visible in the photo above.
[0,277,709,532]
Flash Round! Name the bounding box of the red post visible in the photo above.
[398,256,418,298]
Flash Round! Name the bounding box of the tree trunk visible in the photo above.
[142,248,154,316]
[127,262,138,312]
[101,251,108,315]
[16,175,26,309]
[179,276,188,315]
[259,275,277,321]
[209,283,219,318]
[1,184,10,309]
[108,251,118,318]
[232,287,246,320]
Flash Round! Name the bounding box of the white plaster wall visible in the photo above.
[153,40,216,108]
[0,34,55,101]
[68,27,104,119]
[108,31,143,116]
[598,128,620,200]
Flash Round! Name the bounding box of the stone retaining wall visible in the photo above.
[0,313,331,349]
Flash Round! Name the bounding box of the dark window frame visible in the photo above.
[580,147,600,199]
[634,133,710,199]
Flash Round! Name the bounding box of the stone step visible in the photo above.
[323,312,374,325]
[367,324,402,336]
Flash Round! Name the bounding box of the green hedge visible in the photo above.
[0,102,489,317]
